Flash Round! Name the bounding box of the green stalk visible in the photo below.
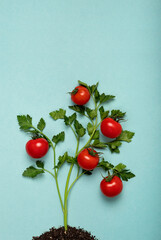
[77,98,100,155]
[32,127,64,213]
[34,92,99,232]
[67,172,85,197]
[63,94,99,231]
[64,164,74,231]
[63,128,79,231]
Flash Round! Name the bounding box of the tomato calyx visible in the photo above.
[31,134,50,146]
[31,133,41,140]
[101,170,115,182]
[69,88,79,96]
[87,148,102,157]
[104,174,115,182]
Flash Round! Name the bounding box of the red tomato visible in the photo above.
[26,138,49,159]
[100,176,123,197]
[100,118,122,138]
[71,86,90,105]
[77,148,99,170]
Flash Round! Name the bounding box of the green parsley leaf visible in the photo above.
[100,93,115,104]
[87,122,94,136]
[22,166,44,178]
[56,152,68,169]
[99,106,109,120]
[94,88,100,103]
[91,139,107,149]
[114,163,126,172]
[88,82,99,94]
[64,113,77,126]
[78,80,89,88]
[49,109,66,120]
[56,152,77,169]
[117,170,135,181]
[86,107,97,120]
[37,118,46,131]
[36,161,44,168]
[92,130,99,140]
[116,130,135,142]
[17,115,32,130]
[107,141,122,153]
[74,120,86,137]
[97,159,114,171]
[107,131,135,153]
[66,155,77,164]
[113,164,135,181]
[69,105,86,115]
[110,110,126,120]
[52,131,65,144]
[78,80,99,95]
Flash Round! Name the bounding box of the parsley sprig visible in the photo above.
[17,80,135,232]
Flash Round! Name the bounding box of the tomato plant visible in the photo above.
[101,117,122,138]
[71,85,90,105]
[100,176,123,197]
[17,80,135,235]
[77,148,99,170]
[26,138,49,159]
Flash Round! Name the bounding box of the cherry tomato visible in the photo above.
[100,176,123,197]
[26,138,49,159]
[71,86,90,105]
[100,118,122,138]
[77,148,99,170]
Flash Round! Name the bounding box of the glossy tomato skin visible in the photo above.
[100,118,122,138]
[77,148,99,170]
[26,138,49,159]
[100,176,123,197]
[71,86,90,105]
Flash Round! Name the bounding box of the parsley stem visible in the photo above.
[69,124,78,140]
[32,126,64,213]
[84,113,94,125]
[51,144,64,213]
[67,171,85,197]
[77,99,98,155]
[69,123,79,156]
[75,137,80,156]
[96,121,101,129]
[64,164,74,231]
[42,168,55,179]
[32,126,51,144]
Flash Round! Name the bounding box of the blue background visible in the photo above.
[0,1,161,239]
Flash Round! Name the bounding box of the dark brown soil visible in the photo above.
[32,226,98,240]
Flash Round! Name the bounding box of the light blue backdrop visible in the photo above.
[0,1,161,240]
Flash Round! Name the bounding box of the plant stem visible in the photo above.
[67,172,85,197]
[32,126,64,213]
[77,94,98,155]
[69,124,78,140]
[64,164,74,231]
[42,168,55,179]
[63,131,80,231]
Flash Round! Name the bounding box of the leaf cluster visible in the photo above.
[17,115,48,140]
[98,160,135,181]
[55,152,77,169]
[22,161,45,178]
[18,80,135,184]
[107,130,135,153]
[78,80,115,105]
[50,109,86,138]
